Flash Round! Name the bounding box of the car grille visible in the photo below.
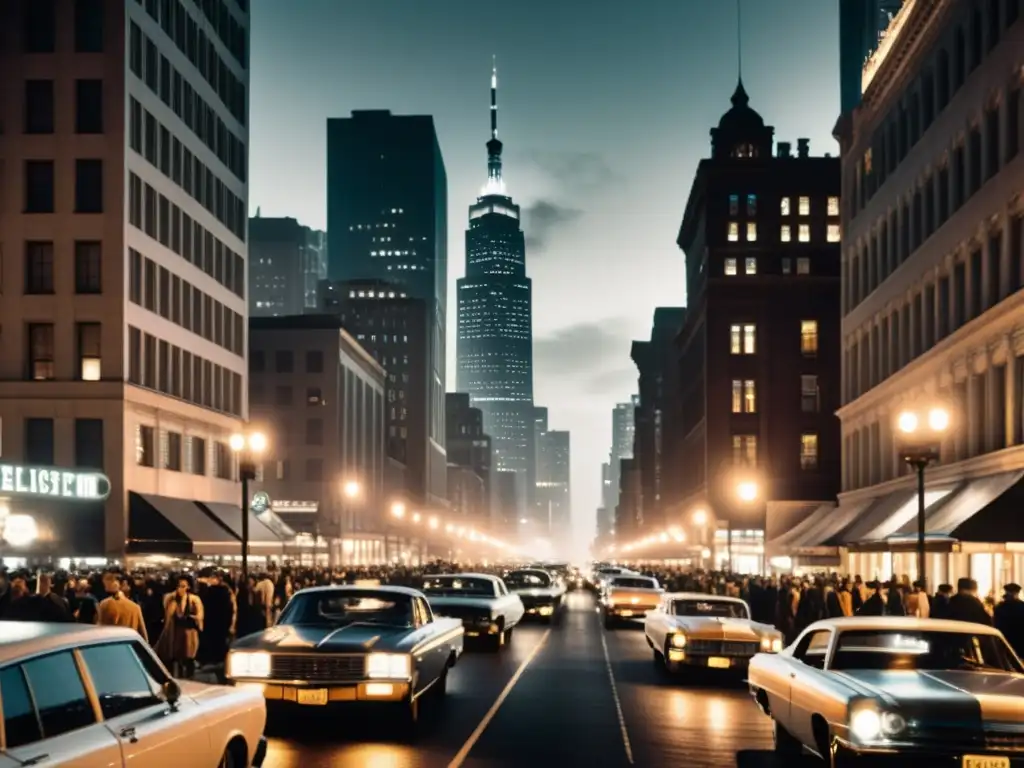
[986,731,1024,751]
[270,654,365,682]
[686,639,759,657]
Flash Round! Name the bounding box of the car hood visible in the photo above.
[834,669,1024,722]
[231,623,409,653]
[512,587,559,598]
[667,615,776,640]
[426,595,499,611]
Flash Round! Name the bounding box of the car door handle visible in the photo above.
[120,727,139,743]
[20,755,49,767]
[790,672,796,678]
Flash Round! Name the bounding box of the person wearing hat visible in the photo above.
[994,584,1023,657]
[931,583,953,619]
[947,577,992,626]
[857,580,888,616]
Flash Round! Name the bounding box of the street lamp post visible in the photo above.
[230,430,267,583]
[341,480,360,567]
[895,406,951,590]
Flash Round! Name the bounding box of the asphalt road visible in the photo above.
[258,591,823,768]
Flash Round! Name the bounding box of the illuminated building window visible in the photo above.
[780,197,791,216]
[744,380,756,413]
[746,194,757,215]
[724,257,738,276]
[798,196,810,216]
[745,257,757,275]
[797,257,810,274]
[827,224,841,242]
[780,225,792,243]
[727,222,739,242]
[732,380,742,413]
[743,324,756,354]
[730,324,756,355]
[782,258,792,274]
[798,224,811,242]
[801,320,818,356]
[729,194,739,215]
[800,433,819,470]
[746,222,757,242]
[78,323,101,381]
[732,434,757,466]
[827,196,840,216]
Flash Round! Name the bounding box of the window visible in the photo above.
[801,375,820,412]
[25,241,54,294]
[306,419,323,446]
[28,324,55,380]
[797,257,810,274]
[190,436,207,475]
[25,418,55,464]
[77,323,101,381]
[798,224,811,242]
[307,387,323,405]
[1,665,43,748]
[24,0,56,53]
[6,652,95,747]
[827,224,841,243]
[782,258,792,274]
[75,159,104,213]
[24,80,55,134]
[801,320,819,356]
[80,644,160,720]
[74,0,105,52]
[730,324,756,354]
[275,350,294,373]
[164,430,182,471]
[275,386,293,406]
[732,434,758,467]
[746,194,757,215]
[250,350,265,372]
[724,257,737,276]
[827,196,840,216]
[74,419,104,469]
[780,197,791,216]
[744,257,757,275]
[733,380,756,413]
[731,380,742,413]
[75,241,102,293]
[780,225,792,242]
[800,433,819,470]
[798,196,810,216]
[306,350,324,373]
[24,161,55,213]
[75,80,103,133]
[137,425,155,466]
[729,194,739,215]
[746,222,757,242]
[727,222,739,242]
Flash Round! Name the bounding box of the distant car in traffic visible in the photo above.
[588,565,637,592]
[422,573,525,650]
[645,592,782,674]
[600,575,662,628]
[748,616,1024,766]
[504,568,565,622]
[0,622,267,767]
[227,585,463,734]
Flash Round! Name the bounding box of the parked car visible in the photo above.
[227,585,463,734]
[645,592,782,674]
[422,573,524,650]
[0,622,267,767]
[599,575,662,628]
[748,616,1024,766]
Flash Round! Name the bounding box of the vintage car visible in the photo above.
[644,592,783,673]
[227,585,463,733]
[504,568,566,621]
[600,574,662,627]
[421,573,525,650]
[0,622,267,768]
[748,616,1024,767]
[587,565,636,592]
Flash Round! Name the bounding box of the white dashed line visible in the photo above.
[600,627,635,765]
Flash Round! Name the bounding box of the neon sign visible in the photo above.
[0,463,111,501]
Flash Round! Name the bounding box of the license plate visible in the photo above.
[296,688,328,706]
[707,657,731,669]
[619,610,633,617]
[963,758,1010,768]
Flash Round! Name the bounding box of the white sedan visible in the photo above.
[0,622,266,767]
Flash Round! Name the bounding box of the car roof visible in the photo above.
[296,584,422,598]
[664,592,748,604]
[508,568,550,576]
[427,572,498,581]
[804,616,1003,635]
[0,622,142,664]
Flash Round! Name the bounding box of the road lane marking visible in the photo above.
[447,628,552,768]
[600,629,635,765]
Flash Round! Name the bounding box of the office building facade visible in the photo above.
[0,0,252,557]
[534,407,571,548]
[839,0,907,114]
[249,215,326,317]
[445,392,492,530]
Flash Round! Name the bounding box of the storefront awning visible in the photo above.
[768,503,836,551]
[893,470,1024,542]
[127,492,238,554]
[786,498,876,548]
[197,501,287,547]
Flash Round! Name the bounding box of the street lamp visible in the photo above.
[340,480,361,566]
[230,430,267,582]
[391,502,406,519]
[895,403,952,589]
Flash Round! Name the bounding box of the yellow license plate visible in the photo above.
[963,758,1010,768]
[296,688,328,706]
[707,656,731,669]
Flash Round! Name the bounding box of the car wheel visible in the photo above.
[217,748,237,768]
[772,719,802,756]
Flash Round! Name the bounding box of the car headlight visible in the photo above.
[227,651,272,679]
[849,709,882,741]
[670,633,687,649]
[880,711,906,737]
[760,636,784,653]
[365,653,411,679]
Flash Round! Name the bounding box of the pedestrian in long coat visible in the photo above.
[156,575,204,678]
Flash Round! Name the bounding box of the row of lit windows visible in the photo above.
[724,256,813,276]
[731,433,819,470]
[727,222,841,243]
[729,320,819,356]
[731,375,820,414]
[26,323,101,382]
[728,194,840,217]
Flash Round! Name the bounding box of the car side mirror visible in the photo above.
[163,679,181,709]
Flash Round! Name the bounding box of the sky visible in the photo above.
[247,0,842,557]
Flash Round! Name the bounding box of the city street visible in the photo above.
[258,591,810,768]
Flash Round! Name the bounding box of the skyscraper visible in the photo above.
[249,215,326,317]
[326,111,448,506]
[457,65,535,518]
[839,0,905,114]
[534,407,571,548]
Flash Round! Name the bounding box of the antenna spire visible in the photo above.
[490,55,498,140]
[483,56,505,195]
[736,0,743,82]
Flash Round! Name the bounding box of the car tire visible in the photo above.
[772,720,802,756]
[217,746,239,768]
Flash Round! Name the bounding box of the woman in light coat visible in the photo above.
[156,575,204,678]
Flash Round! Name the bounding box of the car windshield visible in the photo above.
[278,590,413,628]
[672,599,749,619]
[505,571,552,589]
[831,630,1024,673]
[611,578,657,590]
[422,577,497,597]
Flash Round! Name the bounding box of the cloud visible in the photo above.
[533,322,631,376]
[584,367,638,396]
[523,200,583,251]
[526,151,618,192]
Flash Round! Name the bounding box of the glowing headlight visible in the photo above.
[760,636,784,653]
[670,633,687,649]
[365,653,411,679]
[849,709,882,741]
[880,711,906,737]
[227,651,272,679]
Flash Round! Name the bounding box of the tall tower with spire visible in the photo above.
[456,63,536,532]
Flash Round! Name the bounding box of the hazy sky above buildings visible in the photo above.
[248,0,842,555]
